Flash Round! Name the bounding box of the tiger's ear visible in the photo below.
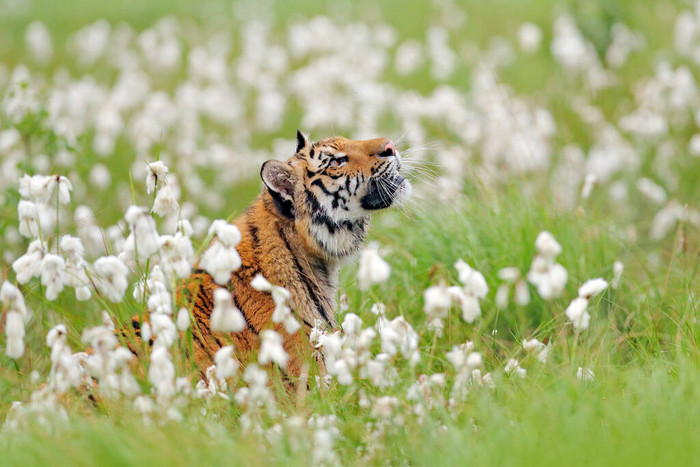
[296,129,309,153]
[261,160,296,206]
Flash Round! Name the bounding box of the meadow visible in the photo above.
[0,0,699,465]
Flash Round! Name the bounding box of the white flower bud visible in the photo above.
[578,278,608,298]
[214,346,239,380]
[210,288,246,332]
[357,242,391,290]
[176,308,190,331]
[259,330,288,369]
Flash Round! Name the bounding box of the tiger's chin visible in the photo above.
[359,175,412,211]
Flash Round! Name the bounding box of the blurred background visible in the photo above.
[0,0,697,271]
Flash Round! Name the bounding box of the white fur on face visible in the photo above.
[298,143,410,257]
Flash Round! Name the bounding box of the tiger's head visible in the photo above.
[260,131,411,258]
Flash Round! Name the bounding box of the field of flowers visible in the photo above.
[1,0,699,464]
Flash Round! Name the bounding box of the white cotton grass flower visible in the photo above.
[149,313,177,348]
[612,261,624,289]
[251,274,299,333]
[200,220,242,285]
[518,22,542,54]
[522,338,545,353]
[146,160,168,194]
[176,308,190,331]
[176,219,194,238]
[18,200,40,238]
[210,288,246,332]
[449,260,488,323]
[534,231,562,259]
[527,231,568,300]
[495,267,530,308]
[101,310,115,331]
[341,313,363,336]
[12,239,46,284]
[565,297,590,331]
[365,353,398,388]
[577,367,595,382]
[145,266,173,316]
[81,325,118,355]
[650,201,700,241]
[376,316,420,365]
[1,281,28,318]
[197,365,228,400]
[48,326,87,394]
[371,396,400,419]
[514,280,531,305]
[258,330,289,369]
[5,311,26,359]
[18,174,54,204]
[466,351,483,369]
[60,234,85,263]
[141,322,152,343]
[159,233,194,279]
[423,283,452,335]
[152,183,179,217]
[19,174,73,205]
[581,173,597,199]
[25,21,53,64]
[121,205,162,261]
[448,286,480,323]
[578,278,609,299]
[395,39,424,75]
[149,346,176,399]
[504,359,527,378]
[54,175,73,204]
[46,324,68,358]
[565,278,609,331]
[357,242,391,290]
[40,254,66,300]
[455,260,489,296]
[214,346,239,380]
[523,338,551,363]
[446,344,493,404]
[688,134,700,156]
[89,163,111,189]
[636,178,667,205]
[370,302,386,317]
[238,364,276,412]
[2,281,29,359]
[315,331,342,366]
[92,256,130,302]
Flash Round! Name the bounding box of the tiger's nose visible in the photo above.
[378,140,395,158]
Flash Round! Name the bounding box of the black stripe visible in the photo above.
[304,188,342,234]
[231,290,259,334]
[197,313,225,348]
[311,178,332,195]
[248,221,260,250]
[277,221,331,324]
[190,323,212,356]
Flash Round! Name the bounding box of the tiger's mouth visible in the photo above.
[359,175,411,210]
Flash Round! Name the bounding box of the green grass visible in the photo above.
[1,0,700,465]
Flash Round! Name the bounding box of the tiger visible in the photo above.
[129,131,411,381]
